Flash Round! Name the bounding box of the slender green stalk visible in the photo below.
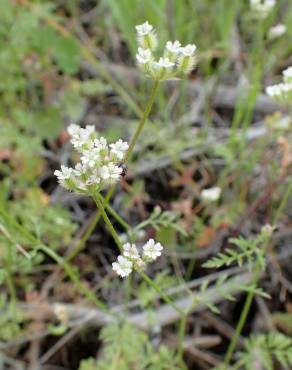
[93,194,124,252]
[177,311,187,360]
[66,186,116,261]
[97,193,131,231]
[223,263,261,366]
[67,81,160,260]
[125,79,159,161]
[139,272,185,316]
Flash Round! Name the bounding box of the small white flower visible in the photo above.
[166,40,181,54]
[154,57,175,69]
[112,255,133,277]
[180,44,197,57]
[283,66,292,83]
[100,163,123,182]
[93,137,108,151]
[142,239,163,261]
[201,187,222,202]
[135,21,153,36]
[69,125,95,151]
[268,24,286,40]
[54,165,73,180]
[54,165,74,189]
[74,163,88,176]
[67,124,81,137]
[81,148,101,168]
[110,139,129,160]
[136,47,152,64]
[86,175,100,186]
[122,243,140,260]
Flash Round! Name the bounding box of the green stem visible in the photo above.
[140,272,185,316]
[66,186,115,261]
[223,263,261,367]
[97,193,131,231]
[93,194,123,252]
[177,313,187,360]
[125,79,159,162]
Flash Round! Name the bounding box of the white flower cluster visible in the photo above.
[54,124,129,194]
[201,187,222,202]
[112,239,163,278]
[268,24,286,40]
[250,0,276,18]
[265,66,292,103]
[135,21,197,81]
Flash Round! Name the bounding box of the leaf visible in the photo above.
[156,227,176,248]
[33,108,64,139]
[52,35,81,74]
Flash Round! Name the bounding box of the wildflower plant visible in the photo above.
[54,22,196,282]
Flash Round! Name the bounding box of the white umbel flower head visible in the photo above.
[100,163,123,183]
[135,22,197,80]
[268,24,287,40]
[112,255,133,278]
[135,21,157,50]
[283,66,292,83]
[201,187,222,202]
[250,0,276,18]
[142,239,163,261]
[55,125,128,194]
[110,140,129,161]
[122,243,140,260]
[266,82,292,103]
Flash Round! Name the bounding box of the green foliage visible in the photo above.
[9,190,77,249]
[0,295,24,341]
[135,206,187,236]
[196,273,269,315]
[235,332,292,370]
[78,323,183,370]
[203,228,270,270]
